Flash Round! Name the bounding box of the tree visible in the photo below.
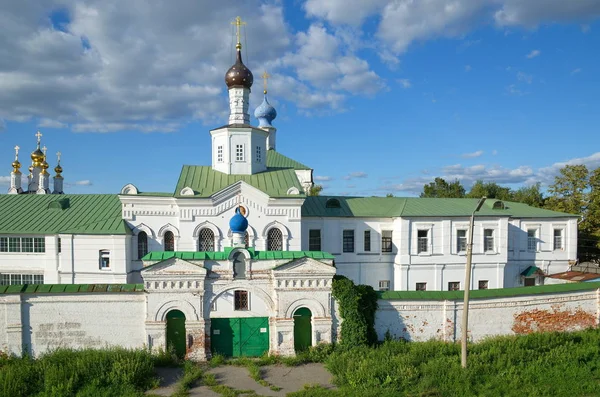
[420,178,465,198]
[512,183,545,208]
[545,165,589,219]
[308,184,323,196]
[385,193,394,198]
[466,180,512,200]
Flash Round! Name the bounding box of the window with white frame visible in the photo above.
[364,230,371,252]
[137,231,148,259]
[235,144,244,161]
[0,237,45,253]
[256,146,262,163]
[456,229,467,252]
[217,145,223,163]
[267,228,283,251]
[527,229,538,251]
[343,230,354,253]
[381,230,393,253]
[478,280,489,290]
[553,229,563,250]
[99,250,110,269]
[0,273,44,285]
[448,281,460,291]
[309,229,321,251]
[198,228,215,251]
[164,231,175,252]
[417,230,429,253]
[416,282,427,291]
[378,280,390,291]
[484,229,495,252]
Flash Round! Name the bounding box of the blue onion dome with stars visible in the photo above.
[229,207,248,233]
[254,94,277,128]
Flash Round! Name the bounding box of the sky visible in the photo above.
[0,0,599,196]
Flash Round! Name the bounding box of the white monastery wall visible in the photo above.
[0,293,146,357]
[375,289,600,343]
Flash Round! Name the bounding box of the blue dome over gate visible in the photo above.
[229,207,248,233]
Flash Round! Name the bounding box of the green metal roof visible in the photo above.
[266,149,311,170]
[0,194,130,235]
[521,265,544,277]
[174,165,305,198]
[0,283,144,294]
[302,196,577,218]
[378,281,600,300]
[142,250,335,261]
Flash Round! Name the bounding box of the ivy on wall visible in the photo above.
[331,275,378,348]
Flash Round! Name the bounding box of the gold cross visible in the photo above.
[231,16,246,45]
[35,131,42,143]
[56,151,62,162]
[261,71,270,94]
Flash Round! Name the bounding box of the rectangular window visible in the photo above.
[0,237,7,252]
[256,146,262,163]
[553,229,563,250]
[484,229,494,252]
[21,238,33,253]
[217,146,223,163]
[1,274,10,285]
[309,229,321,251]
[58,238,62,254]
[22,274,33,284]
[234,290,249,311]
[34,238,45,253]
[448,281,460,291]
[416,282,427,291]
[417,230,429,253]
[456,229,467,252]
[364,230,371,252]
[10,274,22,285]
[235,144,244,161]
[343,230,354,253]
[478,280,489,290]
[524,277,535,287]
[33,275,44,285]
[9,237,20,252]
[381,230,393,253]
[527,229,537,251]
[378,280,390,291]
[99,250,110,269]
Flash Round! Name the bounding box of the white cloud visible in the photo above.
[462,150,484,158]
[0,176,10,186]
[572,68,582,75]
[65,180,93,187]
[526,49,541,59]
[492,149,498,155]
[465,64,472,72]
[494,1,600,26]
[38,118,67,128]
[397,78,411,88]
[517,71,533,84]
[304,0,388,26]
[506,84,528,96]
[537,152,600,184]
[314,175,333,181]
[343,171,368,180]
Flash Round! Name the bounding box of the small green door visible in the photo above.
[211,317,269,357]
[166,310,186,359]
[294,308,312,352]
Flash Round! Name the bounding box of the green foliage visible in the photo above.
[309,184,323,196]
[421,177,466,198]
[322,329,600,397]
[466,180,512,200]
[172,361,203,397]
[331,276,378,349]
[512,183,545,208]
[0,348,157,397]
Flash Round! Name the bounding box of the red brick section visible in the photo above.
[512,305,597,335]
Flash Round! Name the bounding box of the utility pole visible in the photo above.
[461,197,486,368]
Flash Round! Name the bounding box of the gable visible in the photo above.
[273,257,336,276]
[142,257,207,276]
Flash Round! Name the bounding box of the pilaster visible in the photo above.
[272,318,294,356]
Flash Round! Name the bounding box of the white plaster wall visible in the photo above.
[210,289,270,318]
[17,293,146,356]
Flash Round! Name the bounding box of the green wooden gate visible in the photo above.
[166,310,186,359]
[211,317,269,357]
[293,308,312,352]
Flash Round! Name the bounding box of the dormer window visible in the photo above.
[492,200,505,210]
[325,198,341,208]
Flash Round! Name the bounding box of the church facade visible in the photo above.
[0,18,580,358]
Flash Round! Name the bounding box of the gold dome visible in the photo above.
[54,164,63,175]
[12,160,21,173]
[31,147,44,167]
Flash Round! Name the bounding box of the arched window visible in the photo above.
[233,252,246,279]
[164,231,175,252]
[267,228,283,251]
[198,228,215,251]
[137,231,148,259]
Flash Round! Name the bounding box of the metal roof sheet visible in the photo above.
[378,281,600,300]
[142,250,335,261]
[0,194,129,235]
[0,283,144,294]
[266,149,311,170]
[302,196,577,218]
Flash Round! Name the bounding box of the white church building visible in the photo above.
[0,18,580,358]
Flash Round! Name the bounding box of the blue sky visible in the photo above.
[1,0,599,196]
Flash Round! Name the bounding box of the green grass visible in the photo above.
[319,328,600,397]
[171,361,204,397]
[0,348,158,397]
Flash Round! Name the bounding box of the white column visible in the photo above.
[265,127,277,150]
[53,175,64,194]
[228,87,250,125]
[37,172,48,194]
[8,171,22,194]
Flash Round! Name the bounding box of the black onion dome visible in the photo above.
[225,47,254,89]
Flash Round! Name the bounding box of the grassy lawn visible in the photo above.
[289,328,600,397]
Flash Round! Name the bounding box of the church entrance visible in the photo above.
[166,310,186,359]
[293,308,312,352]
[211,317,269,357]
